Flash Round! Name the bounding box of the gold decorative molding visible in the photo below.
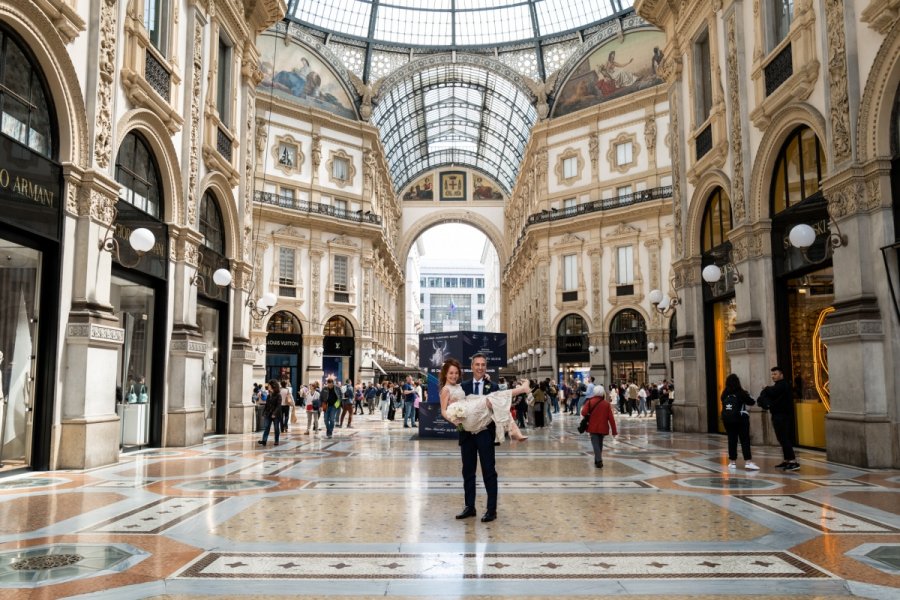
[824,0,853,165]
[606,132,641,174]
[725,14,746,225]
[554,147,585,187]
[860,0,900,34]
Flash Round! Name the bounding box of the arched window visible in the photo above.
[267,311,301,334]
[771,126,826,215]
[324,315,353,337]
[115,132,162,218]
[557,314,588,336]
[609,309,646,354]
[0,25,55,158]
[199,191,225,254]
[701,187,732,252]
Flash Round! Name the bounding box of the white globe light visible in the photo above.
[258,292,277,309]
[129,228,156,253]
[647,342,657,352]
[702,264,723,283]
[212,268,232,287]
[789,223,817,248]
[658,295,670,311]
[535,348,543,355]
[588,345,596,353]
[528,348,535,355]
[648,289,663,305]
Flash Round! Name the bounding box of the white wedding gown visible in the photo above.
[445,384,516,444]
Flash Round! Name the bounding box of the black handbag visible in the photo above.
[578,398,600,434]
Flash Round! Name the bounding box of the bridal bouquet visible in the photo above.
[448,402,467,431]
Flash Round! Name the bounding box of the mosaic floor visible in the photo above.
[0,413,898,599]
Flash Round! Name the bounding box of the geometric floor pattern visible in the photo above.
[0,411,898,599]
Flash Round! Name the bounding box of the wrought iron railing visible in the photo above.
[217,126,232,162]
[764,43,793,97]
[254,191,383,225]
[526,185,672,225]
[145,51,170,101]
[695,124,713,161]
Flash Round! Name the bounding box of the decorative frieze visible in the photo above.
[826,180,864,220]
[820,320,884,340]
[824,0,853,165]
[725,14,746,224]
[187,17,203,227]
[171,339,209,355]
[93,0,117,170]
[67,323,125,344]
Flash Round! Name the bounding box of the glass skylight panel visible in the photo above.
[385,0,451,9]
[456,0,524,9]
[375,5,453,45]
[455,5,533,46]
[535,1,627,36]
[293,0,372,38]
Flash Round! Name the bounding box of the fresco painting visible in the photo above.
[553,30,666,118]
[403,174,434,200]
[473,175,503,200]
[258,35,356,120]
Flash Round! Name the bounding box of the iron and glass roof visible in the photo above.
[286,1,635,195]
[371,63,536,194]
[288,1,631,51]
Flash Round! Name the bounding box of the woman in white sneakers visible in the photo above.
[720,374,759,471]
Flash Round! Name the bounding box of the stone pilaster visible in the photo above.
[228,263,257,433]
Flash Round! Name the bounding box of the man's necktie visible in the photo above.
[476,382,482,395]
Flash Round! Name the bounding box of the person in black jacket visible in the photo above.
[720,374,758,471]
[760,366,798,471]
[258,379,282,446]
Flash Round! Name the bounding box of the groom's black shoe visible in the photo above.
[455,506,477,519]
[480,511,497,523]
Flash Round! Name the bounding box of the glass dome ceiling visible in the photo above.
[288,0,633,64]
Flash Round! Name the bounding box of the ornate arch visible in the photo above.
[0,4,88,167]
[685,169,732,259]
[321,311,360,337]
[115,109,183,225]
[602,305,651,334]
[264,308,306,335]
[199,173,241,260]
[551,311,594,336]
[747,103,827,224]
[398,209,508,269]
[857,21,900,161]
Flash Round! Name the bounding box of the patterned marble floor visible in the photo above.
[0,412,898,599]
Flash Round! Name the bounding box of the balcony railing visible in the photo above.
[255,191,383,225]
[526,185,672,226]
[764,43,793,97]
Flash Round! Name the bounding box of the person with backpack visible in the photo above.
[720,373,758,471]
[758,365,798,471]
[305,382,321,434]
[258,380,283,446]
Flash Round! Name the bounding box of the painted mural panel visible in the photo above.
[473,175,503,200]
[403,174,434,200]
[553,30,666,118]
[257,35,356,120]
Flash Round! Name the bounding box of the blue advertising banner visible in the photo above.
[417,330,507,439]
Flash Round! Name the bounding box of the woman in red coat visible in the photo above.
[581,386,617,468]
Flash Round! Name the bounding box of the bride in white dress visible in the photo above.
[439,358,529,443]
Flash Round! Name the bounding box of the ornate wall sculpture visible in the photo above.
[187,17,203,227]
[725,14,746,224]
[94,0,118,169]
[824,0,853,164]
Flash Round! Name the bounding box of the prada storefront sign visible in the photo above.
[266,333,301,354]
[198,245,229,302]
[0,142,62,240]
[324,336,354,356]
[557,334,589,362]
[113,200,168,279]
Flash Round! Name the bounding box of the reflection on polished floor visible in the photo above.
[0,412,898,599]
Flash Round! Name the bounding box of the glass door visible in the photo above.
[0,241,40,469]
[197,304,220,434]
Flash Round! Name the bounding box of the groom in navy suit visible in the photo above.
[456,353,498,522]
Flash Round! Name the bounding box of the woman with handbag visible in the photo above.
[581,386,617,468]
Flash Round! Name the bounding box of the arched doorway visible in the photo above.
[112,130,170,451]
[197,191,230,434]
[609,309,647,386]
[323,315,354,384]
[265,311,303,394]
[700,187,737,433]
[770,125,831,449]
[556,314,590,388]
[0,23,62,470]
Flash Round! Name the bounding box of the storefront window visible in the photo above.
[710,299,737,432]
[0,242,40,466]
[771,126,825,214]
[0,27,54,158]
[111,275,155,449]
[610,310,647,385]
[197,304,220,434]
[786,268,833,448]
[266,311,302,393]
[200,192,225,253]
